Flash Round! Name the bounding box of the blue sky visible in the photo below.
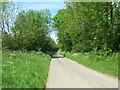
[14,2,65,17]
[14,2,66,43]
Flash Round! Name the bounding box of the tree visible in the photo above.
[1,1,20,50]
[53,2,120,53]
[3,9,58,53]
[0,1,19,33]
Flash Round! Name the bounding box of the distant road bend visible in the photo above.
[46,53,118,88]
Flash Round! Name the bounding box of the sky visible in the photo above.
[13,2,66,43]
[11,0,65,2]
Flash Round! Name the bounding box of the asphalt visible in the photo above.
[46,54,118,88]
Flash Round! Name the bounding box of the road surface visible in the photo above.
[46,54,118,88]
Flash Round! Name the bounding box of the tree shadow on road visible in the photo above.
[52,55,64,58]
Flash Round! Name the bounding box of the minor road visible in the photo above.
[46,54,118,88]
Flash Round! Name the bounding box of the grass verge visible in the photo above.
[60,51,118,78]
[2,51,51,88]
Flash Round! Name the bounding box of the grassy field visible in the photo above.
[60,51,118,78]
[2,51,51,88]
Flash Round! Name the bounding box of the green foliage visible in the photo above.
[2,7,58,53]
[53,2,120,52]
[0,2,19,33]
[60,51,118,77]
[2,51,51,88]
[54,3,119,77]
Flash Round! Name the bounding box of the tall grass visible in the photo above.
[60,51,118,78]
[2,51,51,88]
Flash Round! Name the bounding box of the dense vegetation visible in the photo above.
[2,51,50,88]
[1,1,120,88]
[53,2,119,77]
[1,2,58,55]
[53,2,119,52]
[1,2,58,88]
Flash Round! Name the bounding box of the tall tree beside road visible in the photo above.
[53,2,120,53]
[2,2,58,53]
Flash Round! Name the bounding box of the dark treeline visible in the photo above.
[53,2,120,53]
[1,2,58,55]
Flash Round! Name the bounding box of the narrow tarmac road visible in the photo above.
[46,54,118,88]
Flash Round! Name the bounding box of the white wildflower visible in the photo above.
[9,61,13,64]
[3,65,5,67]
[6,61,13,64]
[73,53,78,56]
[12,71,15,74]
[12,66,15,68]
[10,54,15,56]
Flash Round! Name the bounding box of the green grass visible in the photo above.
[60,51,118,78]
[2,51,51,88]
